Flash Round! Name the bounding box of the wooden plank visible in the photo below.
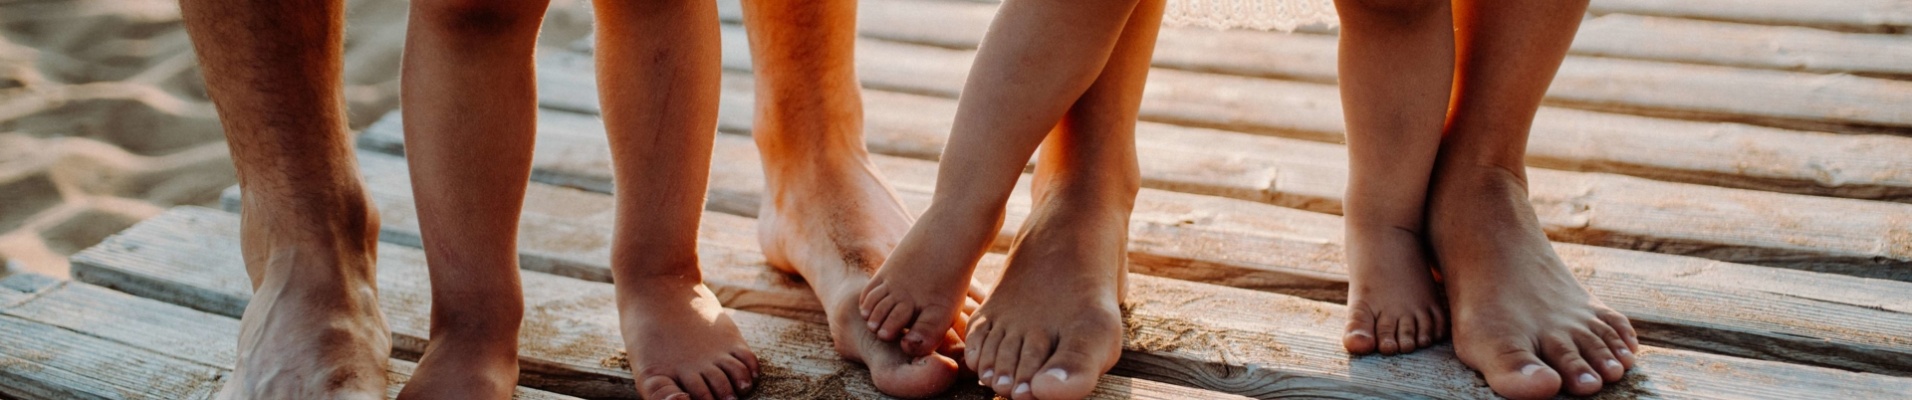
[281,145,1912,376]
[503,58,1912,276]
[104,205,1912,398]
[1572,14,1912,77]
[555,26,1912,205]
[1588,0,1912,33]
[70,207,1230,400]
[701,0,1912,131]
[0,274,576,400]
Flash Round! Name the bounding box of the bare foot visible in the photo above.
[859,198,1002,356]
[616,274,760,400]
[395,331,520,400]
[1427,164,1640,400]
[218,197,391,400]
[1342,222,1447,355]
[966,191,1127,400]
[759,152,971,398]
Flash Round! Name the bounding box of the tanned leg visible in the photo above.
[180,0,390,398]
[859,0,1144,369]
[957,1,1160,399]
[1430,1,1640,398]
[394,0,550,398]
[1332,0,1454,356]
[595,1,762,399]
[741,0,987,396]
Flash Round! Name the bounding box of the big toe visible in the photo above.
[1481,355,1562,400]
[870,354,959,398]
[900,306,956,356]
[1343,307,1380,355]
[1029,339,1117,400]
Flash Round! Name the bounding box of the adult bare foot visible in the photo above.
[218,195,391,400]
[1343,222,1446,356]
[1427,163,1640,400]
[759,151,968,398]
[617,274,760,400]
[396,331,519,400]
[965,190,1127,400]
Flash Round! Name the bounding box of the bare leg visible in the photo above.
[963,1,1162,398]
[739,0,971,397]
[1333,0,1453,356]
[860,0,1142,364]
[395,0,549,398]
[1430,1,1640,398]
[180,0,390,398]
[595,1,762,399]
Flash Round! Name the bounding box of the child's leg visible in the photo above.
[860,0,1145,360]
[1430,1,1640,399]
[965,1,1162,398]
[738,0,967,397]
[395,1,548,398]
[594,2,762,400]
[1332,0,1454,356]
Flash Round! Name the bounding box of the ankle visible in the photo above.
[239,181,380,242]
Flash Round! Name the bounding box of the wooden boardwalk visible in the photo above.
[7,0,1912,398]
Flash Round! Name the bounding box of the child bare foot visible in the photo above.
[1342,222,1446,355]
[760,151,971,398]
[396,331,520,400]
[859,199,1003,357]
[219,200,391,400]
[1427,163,1639,400]
[616,275,761,400]
[966,190,1128,400]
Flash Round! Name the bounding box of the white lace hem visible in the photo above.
[1162,0,1340,32]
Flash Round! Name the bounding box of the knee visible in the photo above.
[1333,0,1446,22]
[411,0,550,36]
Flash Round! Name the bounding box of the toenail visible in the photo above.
[1607,359,1623,370]
[982,369,995,380]
[1347,330,1370,338]
[1618,348,1633,357]
[878,329,891,337]
[1519,364,1543,376]
[1579,373,1598,385]
[1043,368,1068,382]
[995,375,1012,386]
[1014,382,1030,395]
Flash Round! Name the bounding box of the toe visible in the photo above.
[1597,309,1640,357]
[677,371,718,400]
[1375,315,1401,355]
[876,302,915,341]
[901,305,955,356]
[640,374,690,400]
[971,322,1005,382]
[1430,307,1449,341]
[1542,335,1603,396]
[1413,312,1434,348]
[716,357,754,394]
[859,283,888,318]
[966,319,995,371]
[1012,333,1056,389]
[1343,306,1379,355]
[989,334,1026,394]
[1031,336,1112,400]
[732,349,762,380]
[1469,343,1561,400]
[701,368,738,400]
[1575,327,1625,382]
[1395,316,1420,354]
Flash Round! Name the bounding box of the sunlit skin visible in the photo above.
[1334,0,1642,399]
[858,0,1166,398]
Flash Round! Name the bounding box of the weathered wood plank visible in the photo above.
[70,207,1229,400]
[293,146,1912,376]
[110,203,1912,399]
[697,0,1912,131]
[0,274,576,400]
[555,26,1912,206]
[1588,0,1912,33]
[1572,14,1912,77]
[469,63,1912,277]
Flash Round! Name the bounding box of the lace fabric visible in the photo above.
[1162,0,1340,32]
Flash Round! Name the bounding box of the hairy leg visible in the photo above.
[595,2,761,399]
[1432,1,1640,398]
[859,0,1143,362]
[1332,0,1453,356]
[965,1,1161,399]
[740,0,968,397]
[394,0,551,398]
[180,0,390,398]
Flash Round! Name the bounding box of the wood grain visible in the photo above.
[0,274,576,400]
[1588,0,1912,33]
[1572,14,1912,77]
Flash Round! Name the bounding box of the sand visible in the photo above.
[0,0,597,280]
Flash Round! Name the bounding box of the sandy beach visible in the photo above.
[0,0,594,279]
